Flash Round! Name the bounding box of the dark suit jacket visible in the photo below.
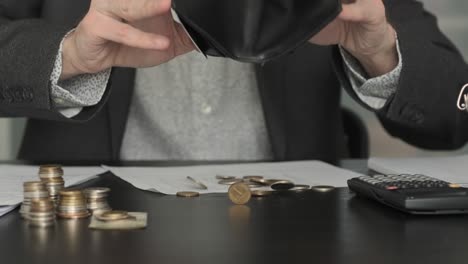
[0,0,467,162]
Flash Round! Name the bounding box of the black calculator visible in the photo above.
[347,174,468,214]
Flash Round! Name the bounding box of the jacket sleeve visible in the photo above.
[334,0,468,150]
[0,0,110,122]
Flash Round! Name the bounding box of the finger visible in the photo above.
[108,0,172,22]
[338,2,366,22]
[94,12,170,50]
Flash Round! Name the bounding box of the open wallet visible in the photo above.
[172,0,342,63]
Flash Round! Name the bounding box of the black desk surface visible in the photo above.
[1,160,468,264]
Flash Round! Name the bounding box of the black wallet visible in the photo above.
[172,0,341,63]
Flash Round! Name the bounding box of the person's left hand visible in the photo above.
[310,0,398,77]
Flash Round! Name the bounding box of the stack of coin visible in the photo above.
[38,165,65,204]
[56,190,90,219]
[28,198,56,227]
[84,187,111,213]
[20,182,49,219]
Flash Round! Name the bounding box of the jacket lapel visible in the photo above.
[106,68,136,160]
[255,60,288,161]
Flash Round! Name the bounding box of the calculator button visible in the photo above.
[386,186,398,190]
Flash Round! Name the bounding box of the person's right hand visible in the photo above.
[60,0,195,80]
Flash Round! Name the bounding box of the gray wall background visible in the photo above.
[0,0,467,160]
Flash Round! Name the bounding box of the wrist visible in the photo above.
[60,33,86,81]
[350,24,398,78]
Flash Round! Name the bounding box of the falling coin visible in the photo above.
[228,183,251,205]
[271,180,295,191]
[176,191,200,198]
[311,185,335,193]
[186,176,208,190]
[216,175,236,180]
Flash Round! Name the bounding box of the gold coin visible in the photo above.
[95,210,130,221]
[311,185,335,193]
[228,183,251,205]
[176,191,200,198]
[59,190,83,196]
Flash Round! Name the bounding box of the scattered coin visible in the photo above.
[290,184,310,192]
[311,185,335,193]
[95,210,133,222]
[186,176,208,190]
[228,182,251,205]
[218,179,242,185]
[271,180,295,190]
[250,178,276,186]
[243,175,264,181]
[216,175,236,180]
[251,190,274,197]
[176,191,200,198]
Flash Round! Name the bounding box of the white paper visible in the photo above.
[0,165,107,206]
[368,155,468,183]
[104,161,361,195]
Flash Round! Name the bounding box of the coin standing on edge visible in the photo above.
[228,183,251,205]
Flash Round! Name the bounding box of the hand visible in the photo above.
[61,0,195,80]
[310,0,398,77]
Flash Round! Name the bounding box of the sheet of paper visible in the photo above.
[369,155,468,183]
[0,165,107,206]
[104,161,362,195]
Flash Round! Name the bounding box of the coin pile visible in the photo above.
[38,165,65,204]
[28,198,56,227]
[57,190,90,219]
[20,181,49,219]
[84,187,111,213]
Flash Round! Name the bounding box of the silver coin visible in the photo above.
[186,176,208,190]
[311,185,335,193]
[290,184,310,192]
[216,175,236,180]
[218,179,242,185]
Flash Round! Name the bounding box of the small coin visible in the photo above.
[95,210,131,221]
[186,176,208,190]
[290,184,310,192]
[251,190,274,197]
[311,185,335,193]
[250,178,274,186]
[176,191,200,198]
[271,180,295,190]
[228,183,251,205]
[243,175,264,180]
[216,175,236,180]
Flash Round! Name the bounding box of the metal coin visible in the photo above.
[290,184,310,192]
[243,175,264,180]
[216,175,236,180]
[176,191,200,198]
[95,210,131,221]
[186,176,208,190]
[311,185,335,193]
[250,178,279,186]
[271,180,295,190]
[228,183,251,205]
[218,179,242,185]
